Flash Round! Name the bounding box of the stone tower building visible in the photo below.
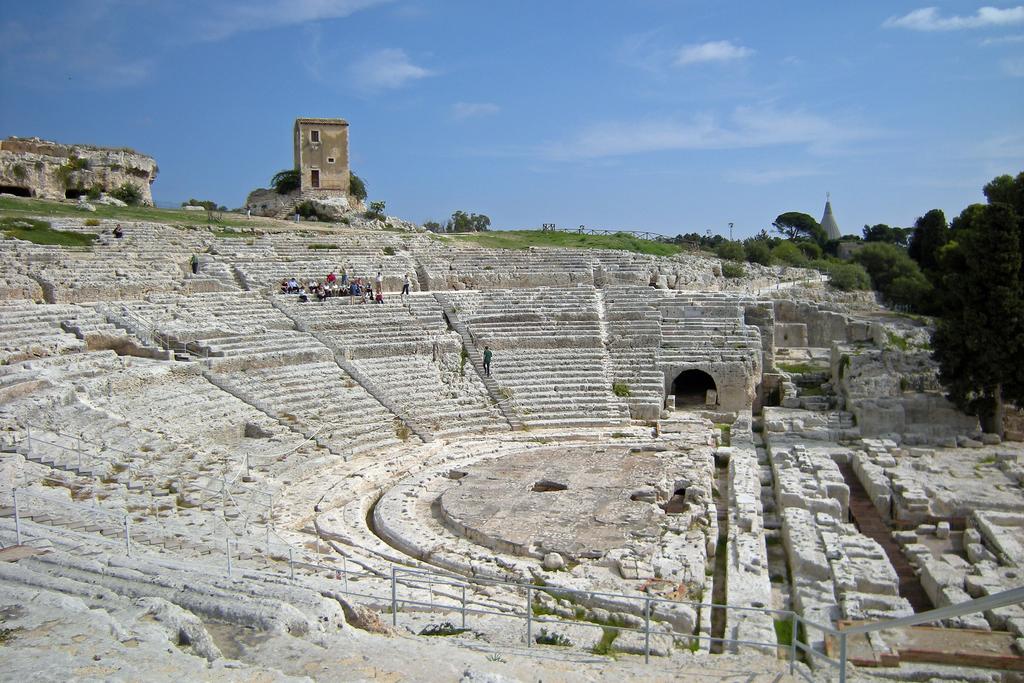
[293,118,349,197]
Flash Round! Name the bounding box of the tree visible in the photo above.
[932,195,1023,435]
[271,169,300,194]
[447,210,491,233]
[349,172,367,202]
[907,209,949,278]
[772,212,825,244]
[422,220,443,233]
[862,223,912,247]
[931,172,1024,434]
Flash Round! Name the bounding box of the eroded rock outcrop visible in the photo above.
[0,136,157,204]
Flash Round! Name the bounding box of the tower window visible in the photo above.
[327,157,335,164]
[310,130,320,143]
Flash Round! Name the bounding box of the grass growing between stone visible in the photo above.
[1,216,97,247]
[591,626,619,656]
[777,362,827,375]
[0,196,254,228]
[773,618,794,647]
[451,229,683,257]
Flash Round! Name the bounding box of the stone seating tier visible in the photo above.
[212,360,406,455]
[351,355,506,437]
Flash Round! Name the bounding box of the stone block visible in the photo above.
[966,543,996,564]
[936,521,950,539]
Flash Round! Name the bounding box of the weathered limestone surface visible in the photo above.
[0,136,157,204]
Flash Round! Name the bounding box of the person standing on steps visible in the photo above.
[483,345,493,377]
[401,273,411,298]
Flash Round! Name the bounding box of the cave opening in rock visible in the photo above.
[661,487,688,514]
[0,185,31,197]
[532,480,567,493]
[672,369,717,407]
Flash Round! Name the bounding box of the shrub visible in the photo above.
[796,240,822,260]
[86,185,103,200]
[110,182,143,205]
[612,382,631,397]
[419,621,470,637]
[11,163,27,180]
[182,198,218,211]
[826,263,871,291]
[770,241,806,266]
[295,200,332,222]
[84,218,100,227]
[349,172,367,201]
[394,421,411,442]
[744,239,772,265]
[853,242,933,309]
[271,169,300,194]
[365,200,386,220]
[536,628,572,647]
[382,245,396,256]
[715,240,745,262]
[721,262,746,278]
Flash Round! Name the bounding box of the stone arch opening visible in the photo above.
[0,185,31,197]
[672,369,717,408]
[64,188,87,199]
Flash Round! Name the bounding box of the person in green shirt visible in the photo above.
[483,346,493,377]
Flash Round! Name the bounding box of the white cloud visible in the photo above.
[543,106,874,160]
[675,40,753,66]
[1003,56,1024,76]
[725,167,826,186]
[349,48,433,91]
[452,102,500,120]
[883,6,1024,31]
[198,0,392,41]
[981,33,1024,45]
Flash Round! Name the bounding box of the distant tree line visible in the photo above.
[423,211,491,233]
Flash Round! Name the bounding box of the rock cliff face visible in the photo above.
[0,136,158,205]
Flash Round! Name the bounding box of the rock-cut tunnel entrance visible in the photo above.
[672,369,717,408]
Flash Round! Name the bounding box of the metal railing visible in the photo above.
[22,423,136,486]
[6,486,1023,680]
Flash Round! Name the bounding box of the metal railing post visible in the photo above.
[13,488,21,545]
[839,631,848,683]
[526,586,533,648]
[789,612,798,673]
[461,584,467,629]
[245,454,251,479]
[391,566,398,627]
[342,555,349,594]
[288,548,294,580]
[124,516,131,556]
[226,537,232,577]
[643,597,651,664]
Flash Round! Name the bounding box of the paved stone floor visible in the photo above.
[439,445,698,559]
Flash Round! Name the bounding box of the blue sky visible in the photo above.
[1,1,1022,238]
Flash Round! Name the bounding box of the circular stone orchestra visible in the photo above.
[438,446,705,560]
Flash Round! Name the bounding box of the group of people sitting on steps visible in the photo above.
[280,269,412,305]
